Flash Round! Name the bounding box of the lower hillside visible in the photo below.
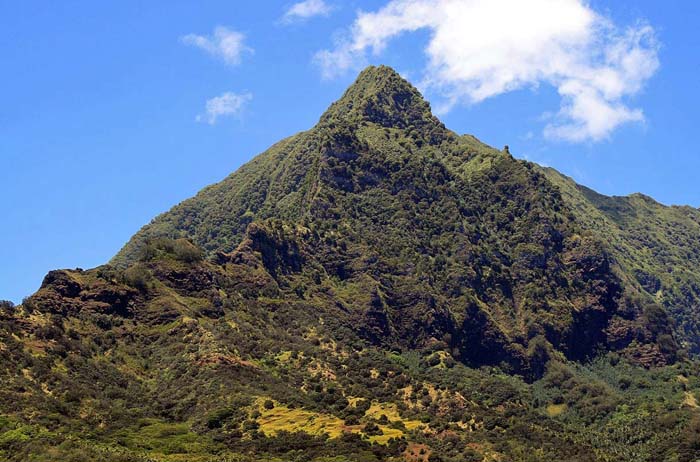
[1,236,700,461]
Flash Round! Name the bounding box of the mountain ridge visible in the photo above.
[2,64,700,461]
[111,65,700,358]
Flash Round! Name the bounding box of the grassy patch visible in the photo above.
[365,402,423,431]
[255,399,350,439]
[545,403,568,417]
[254,398,419,444]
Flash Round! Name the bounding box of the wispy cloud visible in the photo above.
[181,26,253,66]
[197,92,252,125]
[283,0,332,23]
[315,0,659,143]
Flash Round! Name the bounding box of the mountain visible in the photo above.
[542,169,700,355]
[1,65,700,462]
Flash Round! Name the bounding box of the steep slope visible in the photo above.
[2,65,700,462]
[543,168,700,355]
[114,66,675,370]
[112,66,488,267]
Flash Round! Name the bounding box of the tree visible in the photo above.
[0,300,15,315]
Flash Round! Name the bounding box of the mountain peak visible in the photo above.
[319,65,441,130]
[350,64,412,94]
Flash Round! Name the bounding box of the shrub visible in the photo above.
[206,409,234,429]
[355,399,371,414]
[242,420,260,432]
[141,237,204,263]
[0,300,15,315]
[123,264,152,291]
[362,422,383,436]
[172,239,204,263]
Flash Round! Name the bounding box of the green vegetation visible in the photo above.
[1,65,699,461]
[543,168,700,355]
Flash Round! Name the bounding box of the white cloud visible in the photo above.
[182,26,252,66]
[315,0,659,142]
[197,92,252,125]
[283,0,332,22]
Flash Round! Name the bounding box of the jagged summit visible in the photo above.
[319,65,443,131]
[112,65,456,268]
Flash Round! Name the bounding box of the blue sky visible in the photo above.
[1,0,699,303]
